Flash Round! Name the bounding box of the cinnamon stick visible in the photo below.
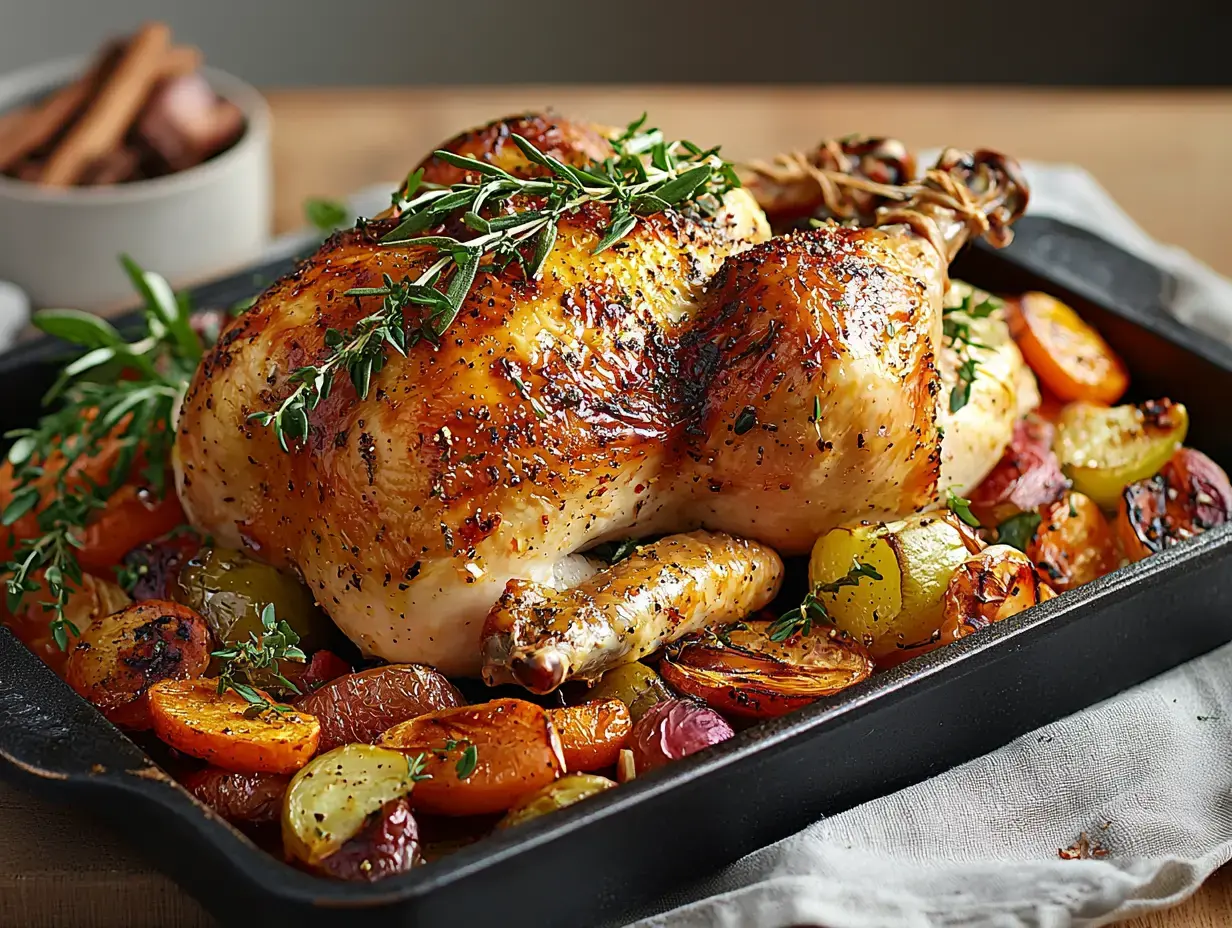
[40,22,170,186]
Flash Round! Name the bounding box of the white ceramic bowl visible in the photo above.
[0,57,271,311]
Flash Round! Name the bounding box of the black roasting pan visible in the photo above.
[0,216,1230,928]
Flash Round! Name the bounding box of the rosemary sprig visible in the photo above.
[211,603,307,717]
[943,289,1001,413]
[251,115,741,451]
[767,559,883,642]
[1,257,202,649]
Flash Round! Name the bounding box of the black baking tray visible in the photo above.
[1,216,1231,928]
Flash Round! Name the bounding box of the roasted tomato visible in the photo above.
[64,600,213,729]
[1116,448,1232,562]
[966,416,1069,525]
[546,699,632,772]
[582,662,673,722]
[1026,491,1120,591]
[1008,291,1129,405]
[282,744,424,867]
[378,699,565,816]
[939,545,1056,643]
[76,485,188,573]
[149,678,320,774]
[182,767,289,824]
[628,698,734,774]
[121,530,201,602]
[660,620,873,718]
[315,797,423,882]
[3,573,129,676]
[1053,399,1188,510]
[297,664,465,754]
[498,774,616,830]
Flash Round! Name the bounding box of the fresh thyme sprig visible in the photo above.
[251,115,741,451]
[943,289,1001,413]
[946,488,981,528]
[434,738,479,780]
[211,603,307,717]
[1,257,202,649]
[767,559,883,642]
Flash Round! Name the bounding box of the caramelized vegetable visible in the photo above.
[939,545,1056,643]
[4,573,129,675]
[498,774,616,830]
[149,678,320,774]
[298,664,465,754]
[1053,399,1188,510]
[966,416,1069,525]
[76,484,188,573]
[379,699,565,816]
[660,620,872,718]
[282,744,424,867]
[173,546,338,654]
[296,650,353,693]
[1116,448,1232,562]
[121,531,201,602]
[1027,491,1119,591]
[808,512,982,666]
[316,796,422,882]
[65,600,212,729]
[629,698,734,773]
[1009,291,1128,404]
[546,699,632,772]
[583,662,673,722]
[182,767,289,824]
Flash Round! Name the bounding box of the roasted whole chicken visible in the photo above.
[174,113,1033,681]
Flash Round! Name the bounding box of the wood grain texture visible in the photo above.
[4,86,1232,928]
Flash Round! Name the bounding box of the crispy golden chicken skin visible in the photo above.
[175,116,1030,676]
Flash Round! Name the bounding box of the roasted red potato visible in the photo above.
[629,698,734,774]
[498,774,616,830]
[315,797,423,882]
[3,573,129,676]
[1027,491,1120,591]
[1008,291,1129,405]
[1116,448,1232,562]
[546,699,632,772]
[966,416,1069,525]
[938,545,1057,643]
[378,699,565,816]
[660,620,873,719]
[64,599,213,729]
[149,678,320,774]
[298,663,464,754]
[182,767,289,824]
[121,530,201,602]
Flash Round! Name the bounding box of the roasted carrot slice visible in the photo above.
[1009,292,1128,405]
[546,700,632,772]
[378,699,564,816]
[1027,491,1120,591]
[148,678,320,774]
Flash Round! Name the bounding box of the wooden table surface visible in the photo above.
[4,86,1232,928]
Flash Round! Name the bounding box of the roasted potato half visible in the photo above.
[582,662,673,722]
[1116,448,1232,562]
[65,600,213,729]
[282,743,425,867]
[939,545,1056,643]
[314,796,422,882]
[1053,399,1188,510]
[498,774,616,830]
[808,512,982,666]
[182,767,289,824]
[661,620,873,718]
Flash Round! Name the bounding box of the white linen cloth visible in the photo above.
[2,166,1228,928]
[623,163,1232,928]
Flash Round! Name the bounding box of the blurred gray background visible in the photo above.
[0,0,1225,86]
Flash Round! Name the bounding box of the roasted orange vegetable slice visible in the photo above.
[65,600,213,729]
[660,619,873,718]
[1116,448,1232,562]
[1009,291,1128,404]
[939,545,1056,643]
[3,573,129,676]
[75,484,188,573]
[967,415,1069,525]
[1026,491,1120,591]
[546,699,632,772]
[149,678,320,774]
[378,699,565,816]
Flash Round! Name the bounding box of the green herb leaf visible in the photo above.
[996,511,1042,551]
[946,489,981,528]
[304,197,351,233]
[589,538,641,565]
[455,742,479,780]
[32,308,126,350]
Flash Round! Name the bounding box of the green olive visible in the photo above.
[497,774,616,829]
[583,662,672,722]
[173,546,338,654]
